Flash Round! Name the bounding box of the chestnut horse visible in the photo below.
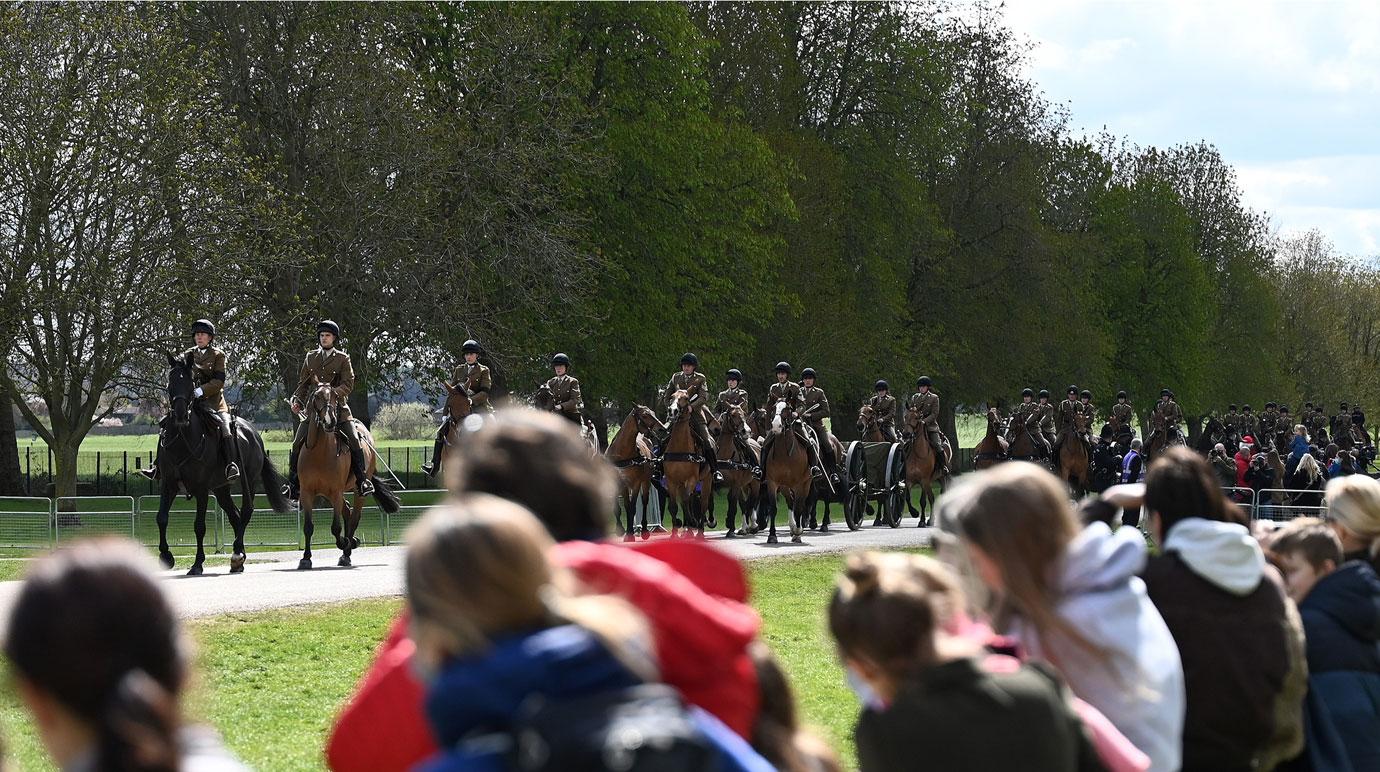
[763,400,814,544]
[428,379,474,479]
[856,404,887,442]
[1057,412,1092,495]
[712,405,762,537]
[901,406,951,526]
[663,389,713,538]
[973,407,1008,470]
[535,384,599,455]
[294,381,399,570]
[607,405,661,541]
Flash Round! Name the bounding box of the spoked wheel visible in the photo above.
[886,489,904,528]
[843,442,866,530]
[845,491,864,530]
[885,443,906,527]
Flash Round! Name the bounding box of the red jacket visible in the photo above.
[325,539,761,772]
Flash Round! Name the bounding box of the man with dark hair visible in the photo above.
[422,339,491,478]
[288,320,372,498]
[869,380,899,442]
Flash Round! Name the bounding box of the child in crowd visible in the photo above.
[828,550,1101,772]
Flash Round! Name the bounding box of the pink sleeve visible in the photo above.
[1070,697,1151,772]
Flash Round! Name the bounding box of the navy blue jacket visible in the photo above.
[1299,561,1380,772]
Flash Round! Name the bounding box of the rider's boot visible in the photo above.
[421,431,445,479]
[932,434,949,476]
[286,427,304,500]
[220,434,241,481]
[350,447,375,497]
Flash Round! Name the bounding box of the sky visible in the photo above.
[1000,0,1380,258]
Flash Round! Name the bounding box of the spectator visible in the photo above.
[938,463,1185,772]
[1324,443,1339,466]
[748,642,843,772]
[828,551,1100,772]
[1139,448,1306,771]
[405,494,770,772]
[1235,442,1253,489]
[1287,454,1325,509]
[1209,442,1237,487]
[4,539,248,772]
[1121,438,1146,527]
[1270,520,1380,772]
[328,410,764,772]
[1247,448,1277,504]
[1286,425,1309,475]
[1324,474,1380,572]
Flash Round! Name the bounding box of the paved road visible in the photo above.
[0,520,937,622]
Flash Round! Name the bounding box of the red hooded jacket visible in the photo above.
[324,539,761,772]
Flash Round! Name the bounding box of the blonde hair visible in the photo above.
[1324,474,1380,558]
[1294,424,1307,436]
[1296,453,1321,483]
[405,494,651,678]
[936,463,1106,666]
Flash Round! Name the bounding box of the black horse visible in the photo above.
[153,352,291,575]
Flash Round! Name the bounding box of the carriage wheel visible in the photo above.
[886,490,904,528]
[884,443,906,527]
[845,491,864,530]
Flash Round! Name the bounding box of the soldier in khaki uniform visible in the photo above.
[1260,402,1280,440]
[713,368,751,415]
[140,319,241,482]
[799,368,838,479]
[1052,386,1081,459]
[1035,390,1057,457]
[760,362,826,478]
[1006,389,1043,452]
[868,380,899,442]
[1276,406,1294,439]
[1331,402,1350,440]
[544,353,584,425]
[1240,404,1258,443]
[1305,403,1327,443]
[422,340,493,478]
[1111,391,1135,446]
[906,376,949,475]
[1146,389,1183,449]
[662,353,715,462]
[288,320,372,498]
[1223,404,1239,436]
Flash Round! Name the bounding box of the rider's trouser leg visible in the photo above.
[216,411,241,480]
[882,425,898,443]
[424,419,449,477]
[139,414,168,479]
[288,420,307,494]
[929,429,948,472]
[339,423,374,496]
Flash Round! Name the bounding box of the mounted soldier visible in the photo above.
[1306,403,1327,443]
[1275,405,1294,443]
[1110,391,1135,448]
[1007,388,1045,453]
[1036,389,1057,458]
[906,376,949,476]
[760,362,827,479]
[1260,402,1280,439]
[421,339,493,478]
[1224,404,1240,437]
[868,380,899,442]
[544,353,584,425]
[288,320,372,498]
[1331,402,1350,439]
[1052,386,1081,459]
[1241,404,1258,443]
[714,368,755,460]
[140,319,241,482]
[1349,405,1371,448]
[1146,389,1183,450]
[659,353,716,466]
[799,368,839,482]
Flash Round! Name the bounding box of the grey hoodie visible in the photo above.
[1009,522,1186,772]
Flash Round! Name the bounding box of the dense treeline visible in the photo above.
[0,1,1374,497]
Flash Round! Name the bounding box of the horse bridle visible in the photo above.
[305,386,338,450]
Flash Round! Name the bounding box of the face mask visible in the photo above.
[845,664,886,711]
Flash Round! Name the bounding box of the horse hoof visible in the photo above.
[723,530,736,539]
[767,534,778,544]
[297,559,312,571]
[623,533,637,543]
[186,564,203,577]
[159,551,175,570]
[230,552,246,573]
[820,523,830,532]
[338,555,352,568]
[335,536,348,551]
[791,535,803,544]
[639,530,650,541]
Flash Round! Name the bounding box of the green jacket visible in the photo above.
[800,385,830,426]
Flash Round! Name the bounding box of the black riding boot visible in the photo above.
[350,447,375,497]
[421,426,445,478]
[220,434,241,481]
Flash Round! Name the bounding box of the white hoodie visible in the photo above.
[1162,517,1266,595]
[1009,522,1186,772]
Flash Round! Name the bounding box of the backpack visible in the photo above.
[464,683,719,772]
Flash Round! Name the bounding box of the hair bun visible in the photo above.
[844,553,881,596]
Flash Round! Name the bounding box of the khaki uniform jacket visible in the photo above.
[545,374,583,418]
[182,346,230,414]
[1057,399,1081,433]
[1224,412,1240,433]
[768,381,803,411]
[800,385,830,428]
[1155,400,1183,427]
[1111,402,1134,428]
[1241,413,1259,439]
[907,391,940,429]
[1037,402,1056,433]
[714,388,751,414]
[665,371,711,408]
[868,394,897,427]
[293,347,356,417]
[1260,410,1280,434]
[1276,416,1295,435]
[1009,402,1041,436]
[1308,413,1327,437]
[450,362,493,410]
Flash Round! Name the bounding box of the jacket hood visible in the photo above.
[424,624,640,747]
[1304,562,1380,644]
[1163,518,1265,595]
[1059,521,1147,596]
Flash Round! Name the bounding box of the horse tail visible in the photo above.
[260,454,292,514]
[372,479,401,514]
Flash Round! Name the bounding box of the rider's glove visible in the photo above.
[193,387,204,398]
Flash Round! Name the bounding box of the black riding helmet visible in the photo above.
[1229,403,1237,410]
[1243,404,1252,411]
[1067,385,1078,395]
[1161,389,1171,397]
[681,352,698,367]
[775,362,791,374]
[461,339,482,354]
[1281,405,1291,413]
[917,376,933,388]
[1037,389,1049,399]
[191,319,216,339]
[801,367,817,380]
[317,320,341,339]
[875,380,889,392]
[1080,390,1091,399]
[1305,401,1314,409]
[1117,390,1127,400]
[727,368,742,381]
[1022,388,1034,398]
[1265,401,1276,409]
[551,353,571,368]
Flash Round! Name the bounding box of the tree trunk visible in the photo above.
[52,442,80,511]
[0,387,23,496]
[348,342,372,427]
[940,401,958,449]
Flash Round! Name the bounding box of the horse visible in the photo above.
[606,405,661,541]
[294,380,400,569]
[1107,412,1134,455]
[1089,439,1120,493]
[153,352,292,575]
[427,379,475,479]
[535,383,599,454]
[805,430,846,532]
[746,406,771,443]
[711,405,762,537]
[1007,417,1042,463]
[1195,415,1230,455]
[662,389,713,538]
[1144,413,1185,463]
[762,400,814,544]
[901,406,951,526]
[1056,412,1092,496]
[973,406,1008,470]
[856,404,887,442]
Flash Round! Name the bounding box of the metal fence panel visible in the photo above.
[0,497,53,549]
[382,489,448,546]
[135,496,223,550]
[1254,489,1328,522]
[54,496,135,543]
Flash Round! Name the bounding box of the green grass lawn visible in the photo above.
[0,552,885,771]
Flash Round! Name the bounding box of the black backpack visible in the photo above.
[463,683,719,772]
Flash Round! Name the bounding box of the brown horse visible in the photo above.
[294,381,399,570]
[1057,412,1092,495]
[1144,413,1185,463]
[763,400,814,544]
[427,379,474,479]
[901,406,950,526]
[663,389,713,538]
[806,431,846,531]
[712,405,762,537]
[973,407,1008,470]
[1007,415,1041,462]
[607,405,662,541]
[747,406,770,443]
[856,404,887,442]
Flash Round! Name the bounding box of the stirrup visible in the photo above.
[421,462,437,477]
[357,478,375,496]
[810,466,824,479]
[138,466,159,480]
[224,463,241,481]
